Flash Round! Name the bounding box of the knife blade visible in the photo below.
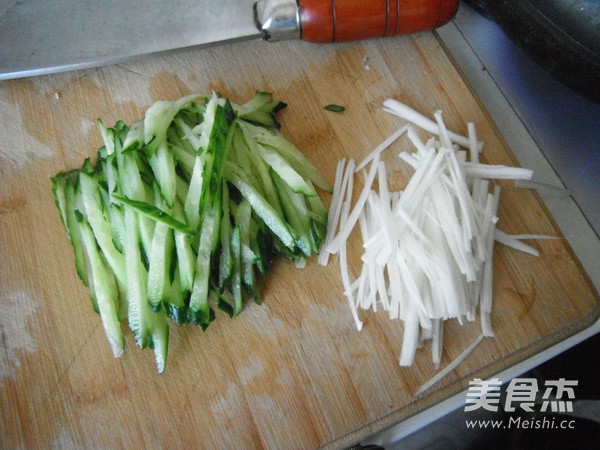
[0,0,459,80]
[0,0,261,80]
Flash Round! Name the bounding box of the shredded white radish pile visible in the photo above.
[321,99,555,374]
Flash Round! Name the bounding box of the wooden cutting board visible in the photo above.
[1,32,598,449]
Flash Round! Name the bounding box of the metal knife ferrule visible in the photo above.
[254,0,301,41]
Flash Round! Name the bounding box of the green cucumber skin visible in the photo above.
[78,218,125,358]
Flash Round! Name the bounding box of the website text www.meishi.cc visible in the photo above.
[465,415,576,430]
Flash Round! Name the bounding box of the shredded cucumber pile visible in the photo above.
[51,92,330,373]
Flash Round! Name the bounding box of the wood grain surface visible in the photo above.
[1,32,598,449]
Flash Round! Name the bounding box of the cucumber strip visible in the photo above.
[172,203,195,293]
[55,173,108,307]
[209,176,223,254]
[79,172,128,293]
[148,183,175,311]
[184,155,204,230]
[198,100,235,223]
[306,180,328,224]
[97,119,115,155]
[197,92,219,153]
[147,220,174,310]
[226,162,296,251]
[235,125,284,217]
[50,173,69,229]
[234,200,260,303]
[123,207,153,348]
[116,121,162,258]
[150,311,169,374]
[78,218,125,357]
[107,203,125,254]
[148,140,177,208]
[235,91,273,117]
[216,290,235,317]
[122,120,143,153]
[305,181,328,251]
[143,94,206,153]
[114,194,195,237]
[257,142,317,196]
[124,203,170,373]
[99,154,125,251]
[239,121,331,191]
[230,126,258,186]
[163,267,188,324]
[248,216,269,274]
[242,244,260,303]
[94,183,127,317]
[171,143,195,179]
[173,117,203,154]
[63,174,92,288]
[230,226,243,315]
[271,170,312,257]
[175,173,190,205]
[235,91,286,128]
[218,185,233,288]
[188,208,217,324]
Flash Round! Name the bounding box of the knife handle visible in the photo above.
[298,0,459,42]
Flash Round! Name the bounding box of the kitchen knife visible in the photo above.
[0,0,458,80]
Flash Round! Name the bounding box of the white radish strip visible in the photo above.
[418,330,428,349]
[318,159,347,266]
[355,124,410,172]
[362,228,386,264]
[431,319,444,370]
[396,252,432,329]
[433,110,452,150]
[477,190,496,263]
[425,137,437,150]
[365,263,377,311]
[462,163,534,180]
[369,173,394,264]
[447,148,476,252]
[472,179,490,263]
[397,148,446,214]
[399,309,420,366]
[375,262,389,311]
[515,179,571,197]
[383,99,480,150]
[494,229,540,256]
[325,155,380,254]
[431,181,476,281]
[406,124,427,154]
[333,160,356,250]
[344,276,361,298]
[341,242,362,331]
[415,334,485,395]
[480,186,501,337]
[355,261,369,310]
[481,312,494,337]
[394,205,429,244]
[398,151,421,170]
[338,187,362,329]
[387,258,403,320]
[467,122,480,164]
[357,220,371,285]
[377,162,394,247]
